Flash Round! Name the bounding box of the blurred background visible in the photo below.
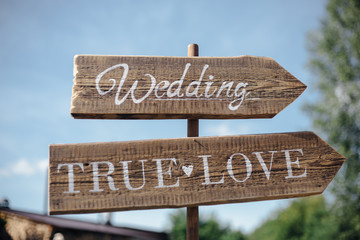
[1,0,359,239]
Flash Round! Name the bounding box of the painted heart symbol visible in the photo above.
[182,165,193,177]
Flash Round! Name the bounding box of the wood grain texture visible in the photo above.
[71,55,306,119]
[49,132,344,215]
[186,43,199,240]
[187,206,199,240]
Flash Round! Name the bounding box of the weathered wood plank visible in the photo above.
[71,55,306,119]
[49,132,344,215]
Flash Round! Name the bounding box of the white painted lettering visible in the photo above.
[89,162,119,192]
[185,64,209,97]
[96,64,156,105]
[96,63,128,96]
[119,160,147,191]
[167,63,190,98]
[227,153,252,183]
[154,80,170,98]
[282,149,307,179]
[229,83,248,111]
[216,81,234,98]
[200,155,224,185]
[204,75,217,98]
[153,158,180,188]
[253,151,277,180]
[130,74,156,104]
[95,63,253,111]
[57,163,84,194]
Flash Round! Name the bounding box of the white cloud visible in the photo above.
[36,159,49,172]
[204,122,253,136]
[210,123,233,136]
[0,158,48,178]
[12,159,35,176]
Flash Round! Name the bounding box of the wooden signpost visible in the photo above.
[49,44,345,240]
[49,132,344,215]
[71,54,306,119]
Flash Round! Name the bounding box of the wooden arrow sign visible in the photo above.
[49,131,344,215]
[71,55,306,119]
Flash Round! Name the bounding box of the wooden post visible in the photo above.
[187,43,199,240]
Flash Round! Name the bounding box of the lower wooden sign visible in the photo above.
[49,132,344,215]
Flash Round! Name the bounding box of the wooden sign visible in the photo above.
[71,55,306,119]
[49,131,344,215]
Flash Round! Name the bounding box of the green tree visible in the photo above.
[169,210,246,240]
[305,0,360,239]
[248,196,337,240]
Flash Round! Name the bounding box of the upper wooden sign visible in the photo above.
[49,131,344,215]
[71,55,306,119]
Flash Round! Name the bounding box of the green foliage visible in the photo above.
[305,0,360,239]
[249,196,337,240]
[170,210,187,240]
[169,209,246,240]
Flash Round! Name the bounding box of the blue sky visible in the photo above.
[0,0,328,233]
